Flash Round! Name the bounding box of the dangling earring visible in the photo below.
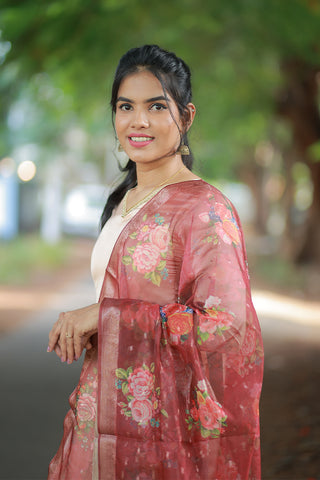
[178,142,190,156]
[118,143,124,152]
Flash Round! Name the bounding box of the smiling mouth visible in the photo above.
[128,136,155,147]
[129,136,154,142]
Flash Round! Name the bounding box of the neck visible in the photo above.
[135,156,185,191]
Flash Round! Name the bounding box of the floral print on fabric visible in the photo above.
[199,195,241,246]
[227,325,264,377]
[121,214,170,286]
[197,295,234,345]
[186,380,227,438]
[74,367,98,451]
[116,363,168,427]
[160,303,194,345]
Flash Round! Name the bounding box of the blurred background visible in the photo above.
[0,0,320,479]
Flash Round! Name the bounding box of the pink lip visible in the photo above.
[128,134,155,148]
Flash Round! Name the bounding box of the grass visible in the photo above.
[0,235,70,285]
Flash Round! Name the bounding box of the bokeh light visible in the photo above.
[17,160,36,182]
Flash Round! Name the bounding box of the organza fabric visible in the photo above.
[48,180,263,480]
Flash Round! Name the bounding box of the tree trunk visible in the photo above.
[276,58,320,264]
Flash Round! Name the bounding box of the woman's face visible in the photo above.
[115,70,186,168]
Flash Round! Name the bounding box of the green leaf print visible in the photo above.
[116,368,128,379]
[122,256,132,266]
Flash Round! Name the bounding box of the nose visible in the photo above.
[131,107,149,128]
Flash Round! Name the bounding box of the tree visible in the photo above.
[1,0,320,262]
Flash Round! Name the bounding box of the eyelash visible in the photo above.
[118,103,168,112]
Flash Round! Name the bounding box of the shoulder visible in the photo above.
[170,179,235,212]
[170,180,244,247]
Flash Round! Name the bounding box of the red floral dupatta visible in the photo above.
[97,180,263,479]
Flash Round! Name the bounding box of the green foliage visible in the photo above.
[0,0,320,178]
[0,235,69,285]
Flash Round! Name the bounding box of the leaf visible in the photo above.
[116,368,128,379]
[156,260,166,271]
[151,271,161,286]
[127,246,136,255]
[188,424,193,430]
[122,382,129,396]
[124,411,132,417]
[161,408,169,418]
[150,362,155,373]
[142,214,147,222]
[127,366,133,375]
[200,331,210,342]
[156,387,160,395]
[119,402,127,408]
[144,272,152,280]
[122,256,132,266]
[200,427,211,438]
[129,232,138,239]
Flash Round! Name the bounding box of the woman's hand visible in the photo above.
[47,303,100,364]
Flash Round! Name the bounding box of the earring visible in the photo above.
[118,143,124,152]
[178,142,190,155]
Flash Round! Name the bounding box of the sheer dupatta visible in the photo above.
[97,180,263,479]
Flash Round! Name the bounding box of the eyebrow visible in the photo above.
[116,95,170,104]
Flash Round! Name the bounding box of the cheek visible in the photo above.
[115,115,126,137]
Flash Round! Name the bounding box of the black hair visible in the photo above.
[100,44,194,228]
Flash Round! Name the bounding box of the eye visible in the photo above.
[118,103,132,111]
[150,103,167,111]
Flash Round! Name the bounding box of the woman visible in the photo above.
[47,45,263,479]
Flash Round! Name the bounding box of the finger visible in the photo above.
[58,315,68,362]
[54,344,62,359]
[74,331,84,360]
[47,318,62,352]
[66,332,75,364]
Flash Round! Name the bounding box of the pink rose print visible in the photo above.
[216,220,240,245]
[215,202,232,220]
[199,310,233,334]
[128,367,154,400]
[132,243,161,274]
[198,395,225,431]
[149,224,169,252]
[242,328,256,356]
[199,314,218,335]
[137,223,155,242]
[77,393,97,422]
[199,212,210,223]
[204,296,221,309]
[129,398,153,425]
[116,363,168,429]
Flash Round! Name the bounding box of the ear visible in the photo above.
[185,103,196,132]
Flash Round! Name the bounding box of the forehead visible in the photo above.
[117,70,166,100]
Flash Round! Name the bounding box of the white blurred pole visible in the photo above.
[40,160,62,244]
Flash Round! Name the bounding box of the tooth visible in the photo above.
[130,137,152,141]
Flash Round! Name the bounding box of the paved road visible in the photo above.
[1,276,320,480]
[0,274,96,480]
